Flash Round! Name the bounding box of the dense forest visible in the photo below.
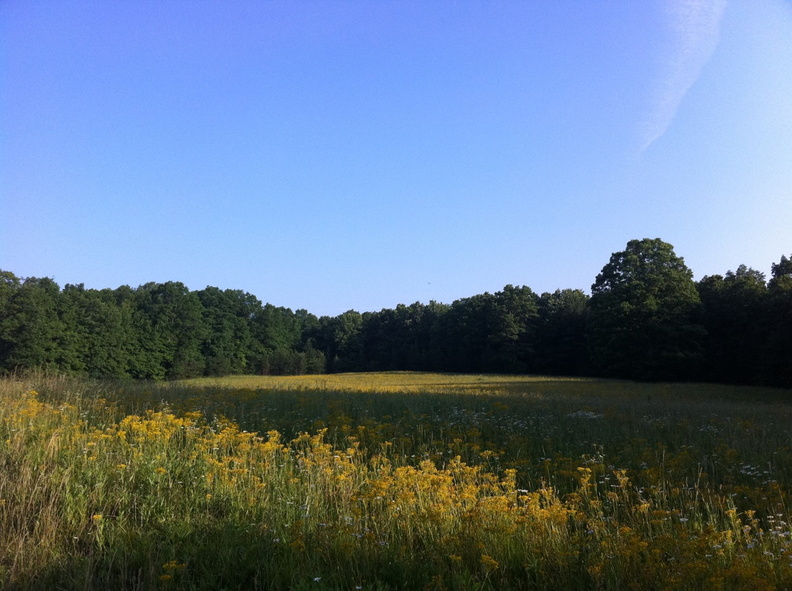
[1,239,790,386]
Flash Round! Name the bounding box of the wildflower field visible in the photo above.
[2,372,792,590]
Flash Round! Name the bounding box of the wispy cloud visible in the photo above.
[640,0,727,152]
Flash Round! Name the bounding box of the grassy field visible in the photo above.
[2,372,792,589]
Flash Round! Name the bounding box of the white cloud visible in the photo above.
[640,0,727,152]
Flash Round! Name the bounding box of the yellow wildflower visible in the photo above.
[480,554,499,572]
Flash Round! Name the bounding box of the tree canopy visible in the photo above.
[586,238,705,381]
[0,240,789,387]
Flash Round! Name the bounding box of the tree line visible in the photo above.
[1,238,790,386]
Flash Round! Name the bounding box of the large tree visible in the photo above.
[586,238,705,381]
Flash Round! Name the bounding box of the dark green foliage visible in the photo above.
[0,270,22,367]
[128,282,207,379]
[0,274,325,379]
[0,276,67,371]
[244,303,322,375]
[534,289,589,376]
[0,240,790,385]
[696,258,792,388]
[485,284,540,372]
[586,238,706,381]
[197,287,258,376]
[60,285,134,378]
[765,255,792,386]
[697,266,768,384]
[357,301,448,371]
[316,310,364,372]
[427,286,538,374]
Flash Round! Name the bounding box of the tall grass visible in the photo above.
[1,371,791,589]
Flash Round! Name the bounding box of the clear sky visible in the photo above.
[2,0,791,317]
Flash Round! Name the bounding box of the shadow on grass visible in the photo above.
[22,519,455,591]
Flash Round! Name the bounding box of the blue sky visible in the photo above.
[2,0,791,316]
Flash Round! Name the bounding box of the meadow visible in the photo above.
[1,372,792,590]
